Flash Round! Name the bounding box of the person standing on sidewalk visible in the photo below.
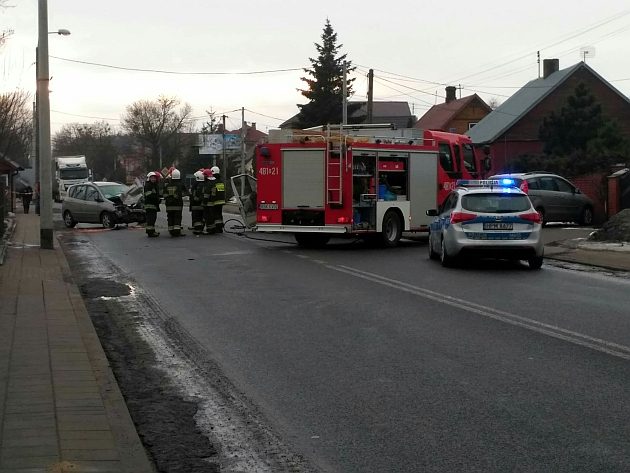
[189,170,205,235]
[143,172,161,237]
[209,165,226,233]
[21,186,33,214]
[162,168,187,237]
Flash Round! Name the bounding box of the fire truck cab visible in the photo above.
[231,125,485,248]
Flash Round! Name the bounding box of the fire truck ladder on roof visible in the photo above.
[326,132,346,205]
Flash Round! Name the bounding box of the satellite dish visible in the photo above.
[580,46,596,62]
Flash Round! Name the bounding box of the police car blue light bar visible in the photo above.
[456,179,517,188]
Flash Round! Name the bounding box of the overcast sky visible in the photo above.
[2,1,630,135]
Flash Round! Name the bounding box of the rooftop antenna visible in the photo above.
[580,46,596,63]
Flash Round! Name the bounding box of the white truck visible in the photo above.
[53,155,92,202]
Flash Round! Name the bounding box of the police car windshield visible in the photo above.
[462,193,531,213]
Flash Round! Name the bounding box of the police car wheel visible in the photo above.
[440,238,454,267]
[528,256,543,270]
[428,234,439,260]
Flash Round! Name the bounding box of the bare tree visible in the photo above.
[487,97,502,110]
[0,90,32,167]
[120,95,193,170]
[0,0,14,50]
[53,121,122,181]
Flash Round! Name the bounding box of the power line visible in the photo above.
[50,56,304,75]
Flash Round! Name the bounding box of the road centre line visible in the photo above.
[328,264,630,361]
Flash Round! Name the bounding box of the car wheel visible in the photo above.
[428,233,439,260]
[63,210,77,228]
[536,207,547,227]
[579,206,593,226]
[381,211,402,248]
[440,237,454,267]
[100,212,116,229]
[528,255,544,270]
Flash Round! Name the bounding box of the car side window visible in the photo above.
[539,177,558,191]
[85,186,100,202]
[526,178,540,190]
[73,185,86,200]
[554,178,573,193]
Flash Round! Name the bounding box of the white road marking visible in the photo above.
[327,264,630,361]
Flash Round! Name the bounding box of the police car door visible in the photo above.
[230,174,257,229]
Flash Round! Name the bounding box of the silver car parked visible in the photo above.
[488,172,594,226]
[62,181,144,228]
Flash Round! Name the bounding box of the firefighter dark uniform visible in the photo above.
[202,170,216,234]
[209,166,226,233]
[143,172,161,237]
[162,169,186,237]
[190,171,205,235]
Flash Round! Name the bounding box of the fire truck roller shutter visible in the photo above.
[408,151,439,229]
[282,149,326,209]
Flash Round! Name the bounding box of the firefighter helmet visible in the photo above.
[210,166,220,175]
[202,168,213,178]
[193,170,205,182]
[146,171,158,180]
[170,169,181,179]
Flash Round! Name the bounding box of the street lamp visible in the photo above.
[37,0,70,249]
[34,29,70,217]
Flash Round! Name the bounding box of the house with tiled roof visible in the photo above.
[466,59,630,175]
[279,101,416,129]
[414,86,492,134]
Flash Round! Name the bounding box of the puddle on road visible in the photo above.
[80,278,132,299]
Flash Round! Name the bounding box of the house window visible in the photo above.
[468,122,478,129]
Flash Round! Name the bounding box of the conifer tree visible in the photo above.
[537,83,627,175]
[296,20,362,128]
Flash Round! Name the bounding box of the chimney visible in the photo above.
[445,86,457,103]
[543,59,559,79]
[251,122,256,131]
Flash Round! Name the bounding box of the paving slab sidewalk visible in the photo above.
[0,211,154,473]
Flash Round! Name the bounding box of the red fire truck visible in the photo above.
[231,125,487,247]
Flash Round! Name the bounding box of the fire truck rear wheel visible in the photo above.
[381,211,402,248]
[294,233,330,248]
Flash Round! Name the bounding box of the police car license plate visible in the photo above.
[483,222,513,230]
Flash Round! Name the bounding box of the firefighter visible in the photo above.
[162,168,187,237]
[189,170,205,235]
[143,172,161,237]
[209,165,226,233]
[202,168,215,234]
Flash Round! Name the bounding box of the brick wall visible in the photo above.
[572,173,607,224]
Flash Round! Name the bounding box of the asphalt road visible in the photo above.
[59,212,630,473]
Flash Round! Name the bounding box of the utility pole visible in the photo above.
[221,114,226,170]
[537,51,541,78]
[342,61,348,125]
[241,107,246,174]
[37,0,53,249]
[367,69,374,124]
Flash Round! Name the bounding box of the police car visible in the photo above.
[426,179,544,269]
